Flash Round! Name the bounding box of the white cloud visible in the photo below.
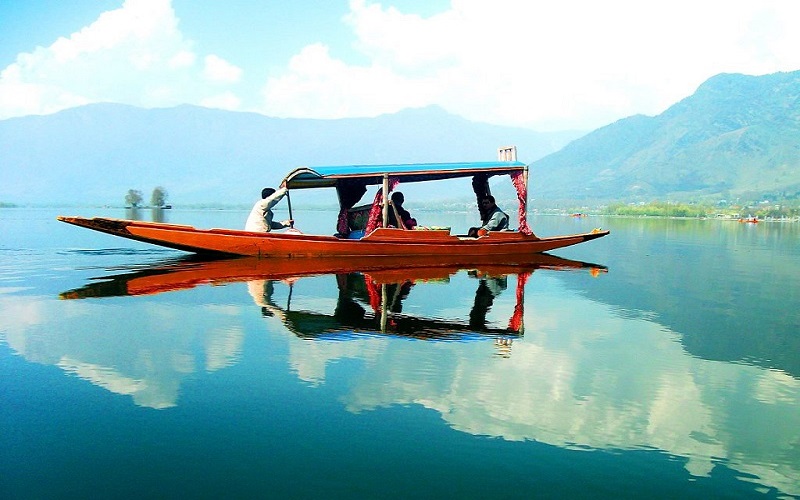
[203,54,243,84]
[3,0,800,129]
[200,91,242,111]
[169,50,196,69]
[261,0,800,130]
[0,64,90,117]
[0,0,240,119]
[263,43,434,118]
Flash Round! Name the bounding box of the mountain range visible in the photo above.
[527,70,800,205]
[2,70,799,207]
[0,104,579,206]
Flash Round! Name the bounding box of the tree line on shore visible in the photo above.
[601,201,800,219]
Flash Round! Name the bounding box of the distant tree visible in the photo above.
[151,186,168,207]
[125,189,143,208]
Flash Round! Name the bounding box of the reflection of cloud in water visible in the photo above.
[57,356,146,395]
[285,337,386,386]
[754,369,798,404]
[204,325,244,372]
[284,292,800,494]
[0,295,244,409]
[1,299,45,346]
[57,356,177,409]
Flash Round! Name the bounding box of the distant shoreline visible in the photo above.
[4,204,798,222]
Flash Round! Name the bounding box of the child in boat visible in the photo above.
[245,185,293,232]
[468,195,508,237]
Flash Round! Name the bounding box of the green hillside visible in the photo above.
[3,71,799,208]
[529,71,800,205]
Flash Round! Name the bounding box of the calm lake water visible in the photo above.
[1,207,799,499]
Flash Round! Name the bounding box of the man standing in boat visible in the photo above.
[245,182,293,232]
[468,195,509,237]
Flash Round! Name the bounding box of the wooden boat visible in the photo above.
[58,148,609,258]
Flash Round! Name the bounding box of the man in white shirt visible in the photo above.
[468,195,508,237]
[245,185,293,232]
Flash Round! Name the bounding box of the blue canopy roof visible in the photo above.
[284,160,527,189]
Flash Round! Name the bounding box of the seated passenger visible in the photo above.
[468,195,508,237]
[387,191,417,229]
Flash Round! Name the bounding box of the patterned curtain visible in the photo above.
[508,271,531,332]
[335,180,368,236]
[510,171,533,235]
[364,274,382,314]
[364,178,400,234]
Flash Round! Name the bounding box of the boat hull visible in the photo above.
[57,216,609,258]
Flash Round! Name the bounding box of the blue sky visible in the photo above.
[1,0,799,130]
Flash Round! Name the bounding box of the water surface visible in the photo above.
[1,208,799,498]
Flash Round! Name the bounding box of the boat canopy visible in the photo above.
[283,161,527,190]
[282,158,533,237]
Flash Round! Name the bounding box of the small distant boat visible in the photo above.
[738,217,759,224]
[571,213,587,218]
[58,147,609,258]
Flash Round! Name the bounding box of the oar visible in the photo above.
[286,281,294,311]
[285,188,294,228]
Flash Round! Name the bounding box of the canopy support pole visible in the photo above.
[380,283,388,333]
[286,189,294,228]
[381,173,389,228]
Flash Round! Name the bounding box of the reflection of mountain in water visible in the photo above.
[4,251,798,496]
[285,287,800,496]
[2,301,243,409]
[561,218,800,378]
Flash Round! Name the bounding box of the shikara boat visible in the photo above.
[58,148,609,258]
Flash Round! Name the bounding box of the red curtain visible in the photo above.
[510,171,533,235]
[508,271,531,332]
[336,180,368,235]
[364,178,400,234]
[363,274,382,314]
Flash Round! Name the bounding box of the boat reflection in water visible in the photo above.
[44,253,800,494]
[250,269,524,360]
[61,253,606,350]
